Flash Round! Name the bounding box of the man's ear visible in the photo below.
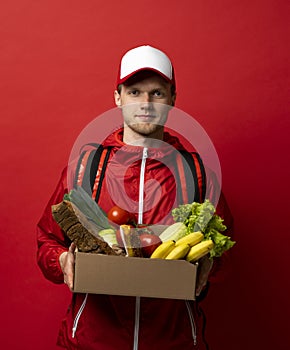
[114,90,122,107]
[171,93,176,106]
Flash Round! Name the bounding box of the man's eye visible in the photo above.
[152,90,163,97]
[128,90,139,96]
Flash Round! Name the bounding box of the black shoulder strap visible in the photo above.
[76,146,206,205]
[74,144,112,202]
[93,146,112,203]
[177,150,207,204]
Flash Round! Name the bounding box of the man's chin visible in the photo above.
[128,123,163,136]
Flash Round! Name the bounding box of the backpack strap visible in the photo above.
[91,146,112,202]
[75,146,206,205]
[176,150,207,204]
[74,145,112,203]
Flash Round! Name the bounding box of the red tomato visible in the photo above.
[107,206,132,225]
[139,234,162,258]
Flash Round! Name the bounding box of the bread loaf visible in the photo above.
[51,200,118,255]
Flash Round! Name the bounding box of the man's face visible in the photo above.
[114,72,176,140]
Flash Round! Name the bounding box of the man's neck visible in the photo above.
[123,125,164,147]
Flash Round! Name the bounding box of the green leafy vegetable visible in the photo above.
[172,199,235,258]
[64,186,112,230]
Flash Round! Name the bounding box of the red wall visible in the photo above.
[0,1,289,348]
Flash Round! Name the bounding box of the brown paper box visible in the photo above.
[73,252,197,300]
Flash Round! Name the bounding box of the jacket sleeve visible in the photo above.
[36,167,71,284]
[205,167,235,284]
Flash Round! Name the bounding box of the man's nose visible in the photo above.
[140,93,154,110]
[140,92,151,103]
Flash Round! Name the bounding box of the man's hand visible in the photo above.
[59,243,76,291]
[195,255,213,297]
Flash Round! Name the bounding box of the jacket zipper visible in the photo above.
[133,147,148,350]
[72,293,88,338]
[133,296,141,350]
[185,300,197,345]
[138,147,148,225]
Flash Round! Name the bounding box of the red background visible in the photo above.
[0,0,289,349]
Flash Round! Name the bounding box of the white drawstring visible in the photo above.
[72,293,88,338]
[185,300,197,345]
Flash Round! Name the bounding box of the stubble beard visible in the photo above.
[127,122,164,138]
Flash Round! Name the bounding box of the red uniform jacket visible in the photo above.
[37,129,233,350]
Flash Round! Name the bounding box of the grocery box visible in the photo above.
[73,252,197,300]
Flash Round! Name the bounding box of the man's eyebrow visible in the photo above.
[126,85,139,89]
[126,84,167,90]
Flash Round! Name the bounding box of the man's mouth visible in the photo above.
[135,115,156,121]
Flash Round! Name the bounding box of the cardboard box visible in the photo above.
[73,252,197,300]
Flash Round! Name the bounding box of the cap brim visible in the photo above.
[117,67,175,87]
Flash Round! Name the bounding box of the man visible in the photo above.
[37,45,233,349]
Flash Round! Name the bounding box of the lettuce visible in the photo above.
[172,200,235,258]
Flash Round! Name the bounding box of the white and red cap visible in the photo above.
[116,45,175,89]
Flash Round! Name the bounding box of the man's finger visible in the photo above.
[68,242,76,253]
